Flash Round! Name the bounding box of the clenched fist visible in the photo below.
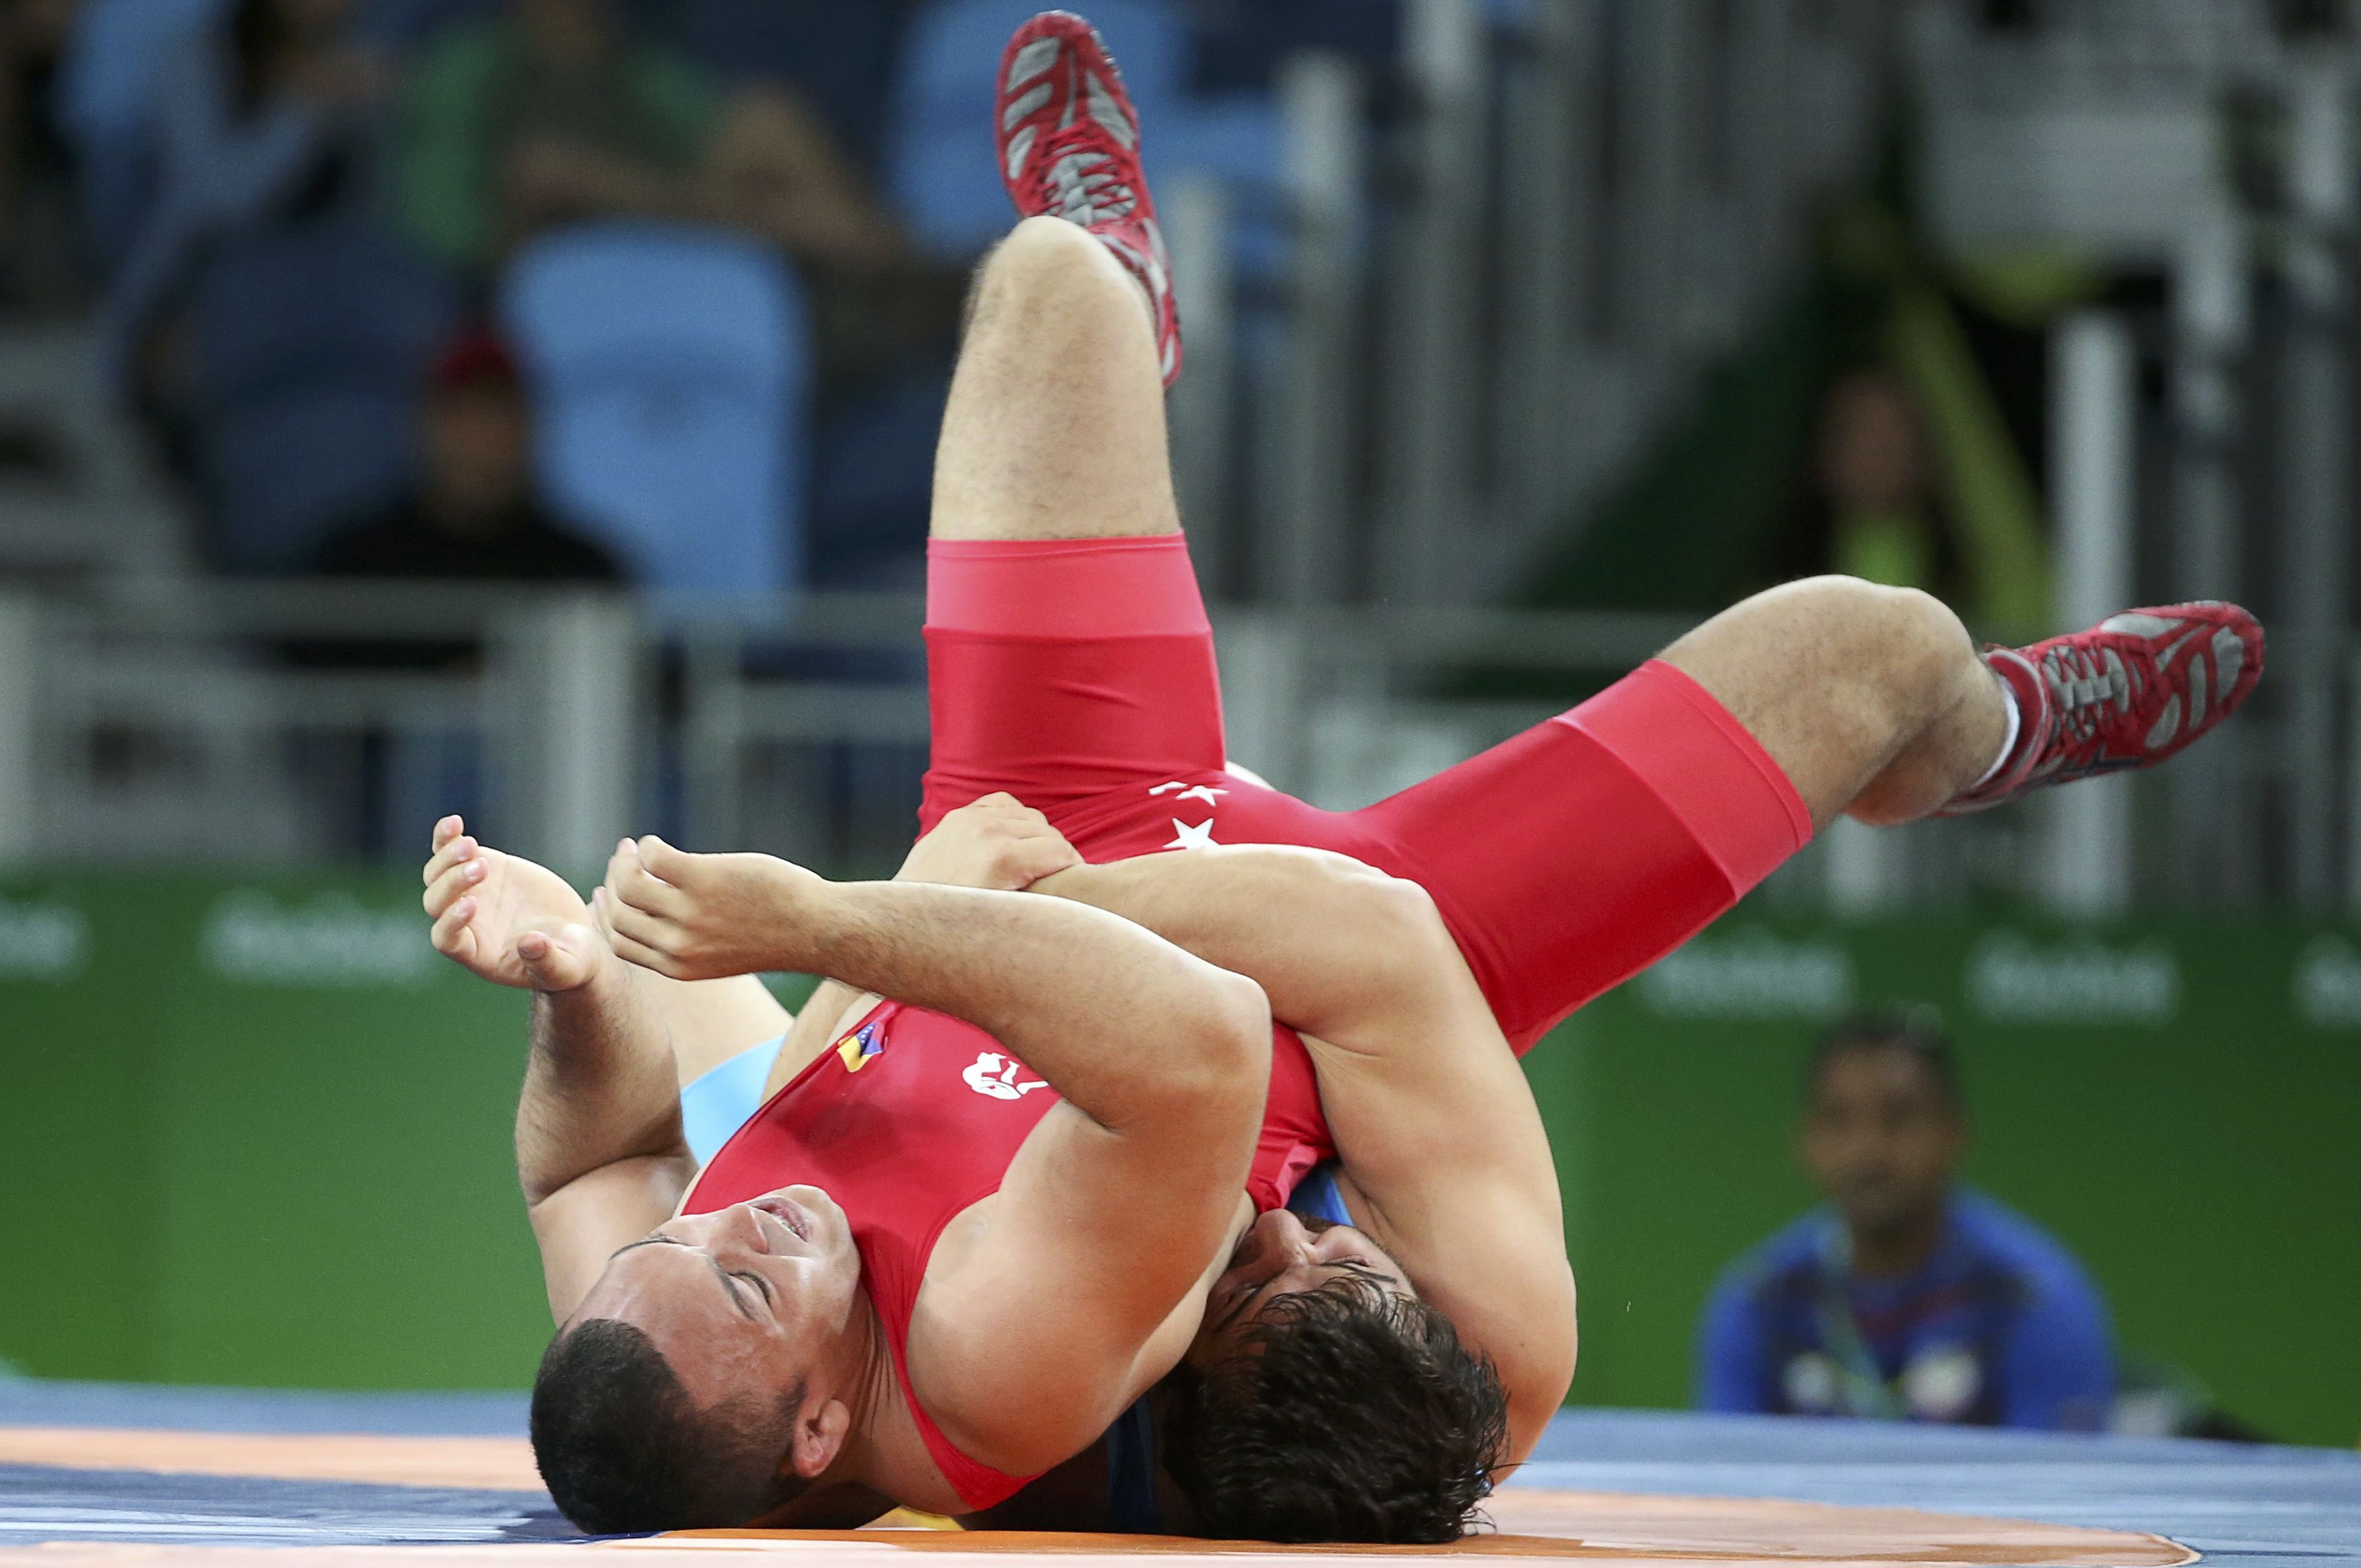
[600,836,826,982]
[897,793,1083,891]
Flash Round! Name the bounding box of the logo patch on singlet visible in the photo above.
[836,1022,885,1072]
[963,1051,1048,1101]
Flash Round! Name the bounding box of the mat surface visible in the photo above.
[3,1383,2355,1566]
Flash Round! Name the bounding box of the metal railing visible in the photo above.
[1179,0,1886,612]
[5,580,2334,914]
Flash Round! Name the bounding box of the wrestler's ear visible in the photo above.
[787,1397,852,1480]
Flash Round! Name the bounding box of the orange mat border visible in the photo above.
[672,1492,2192,1565]
[0,1426,2195,1568]
[0,1428,541,1492]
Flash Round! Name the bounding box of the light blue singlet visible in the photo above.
[679,1035,787,1165]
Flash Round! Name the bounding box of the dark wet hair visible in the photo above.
[530,1318,807,1534]
[1165,1277,1508,1544]
[1806,1008,1962,1114]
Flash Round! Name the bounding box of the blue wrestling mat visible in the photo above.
[1522,1412,2361,1568]
[1,1381,2354,1563]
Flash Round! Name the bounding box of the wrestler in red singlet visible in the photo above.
[921,535,1815,1055]
[681,999,1334,1511]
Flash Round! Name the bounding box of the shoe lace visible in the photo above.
[2041,644,2139,741]
[1030,121,1139,226]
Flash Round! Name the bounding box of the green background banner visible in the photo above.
[3,876,2356,1445]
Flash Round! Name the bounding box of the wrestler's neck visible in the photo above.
[764,1289,952,1526]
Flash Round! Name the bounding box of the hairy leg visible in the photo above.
[931,216,1176,542]
[1661,577,2006,831]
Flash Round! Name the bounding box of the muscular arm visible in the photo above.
[824,888,1266,1126]
[1031,848,1423,1042]
[415,818,695,1320]
[523,798,1085,1308]
[604,840,1272,1474]
[768,792,1089,1096]
[516,965,702,1319]
[1032,847,1577,1462]
[420,819,804,1320]
[521,961,844,1316]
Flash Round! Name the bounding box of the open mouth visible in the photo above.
[752,1195,813,1243]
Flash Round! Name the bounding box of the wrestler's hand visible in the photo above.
[896,793,1083,891]
[422,816,605,992]
[600,835,826,981]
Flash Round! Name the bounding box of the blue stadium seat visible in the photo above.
[186,227,460,574]
[500,223,808,597]
[54,0,230,264]
[888,0,1197,263]
[669,0,911,173]
[808,360,952,590]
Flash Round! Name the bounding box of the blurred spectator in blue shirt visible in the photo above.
[1695,1013,2115,1430]
[101,0,388,388]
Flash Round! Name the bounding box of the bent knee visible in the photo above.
[978,216,1123,296]
[1784,576,1966,686]
[1672,577,1965,693]
[1784,574,1941,631]
[963,216,1135,343]
[1664,577,1973,801]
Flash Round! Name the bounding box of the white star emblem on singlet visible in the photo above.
[1151,782,1229,806]
[1166,818,1217,850]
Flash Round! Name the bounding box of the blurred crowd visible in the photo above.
[0,0,1402,593]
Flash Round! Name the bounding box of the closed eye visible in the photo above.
[1214,1276,1263,1334]
[612,1236,770,1321]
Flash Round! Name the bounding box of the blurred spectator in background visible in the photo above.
[1805,368,1950,598]
[100,0,388,391]
[297,324,609,850]
[1695,1013,2115,1430]
[396,0,901,277]
[1525,196,2063,637]
[0,0,84,313]
[1767,201,2066,637]
[318,325,617,585]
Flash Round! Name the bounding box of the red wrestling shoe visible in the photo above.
[996,10,1182,386]
[1943,602,2265,813]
